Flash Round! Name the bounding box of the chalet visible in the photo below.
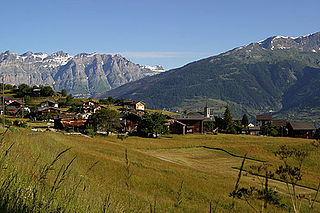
[82,101,101,113]
[256,115,272,126]
[6,101,24,115]
[169,120,186,135]
[246,126,261,136]
[121,100,145,111]
[3,96,16,105]
[32,88,41,97]
[38,107,60,115]
[287,121,315,139]
[169,106,213,134]
[40,100,59,108]
[54,117,87,131]
[122,113,142,132]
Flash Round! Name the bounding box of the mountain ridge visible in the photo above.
[0,50,165,97]
[97,32,320,122]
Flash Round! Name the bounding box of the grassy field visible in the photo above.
[0,129,319,212]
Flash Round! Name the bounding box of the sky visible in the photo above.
[0,0,319,70]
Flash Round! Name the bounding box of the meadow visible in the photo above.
[0,128,319,212]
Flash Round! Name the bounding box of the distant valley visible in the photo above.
[98,32,320,122]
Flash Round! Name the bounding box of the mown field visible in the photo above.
[1,129,320,212]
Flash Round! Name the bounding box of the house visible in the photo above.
[287,121,315,139]
[6,100,24,115]
[122,113,142,132]
[169,120,186,135]
[135,101,145,111]
[121,100,146,111]
[82,101,101,113]
[2,96,16,105]
[32,88,41,97]
[54,117,87,131]
[40,100,59,108]
[169,106,213,134]
[256,115,272,126]
[38,107,60,115]
[246,126,261,136]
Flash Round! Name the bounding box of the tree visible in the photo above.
[261,123,279,136]
[204,121,215,132]
[241,114,249,127]
[138,112,168,137]
[61,89,67,97]
[24,95,32,105]
[214,116,224,131]
[87,108,121,135]
[16,84,32,97]
[314,128,320,140]
[40,86,54,97]
[223,105,236,134]
[65,94,73,106]
[107,96,115,104]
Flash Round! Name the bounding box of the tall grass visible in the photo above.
[0,128,319,212]
[0,129,113,212]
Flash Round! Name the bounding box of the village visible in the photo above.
[1,83,318,139]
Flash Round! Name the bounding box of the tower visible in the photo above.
[204,103,210,118]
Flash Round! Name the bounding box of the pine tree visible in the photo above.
[241,114,249,127]
[224,105,236,134]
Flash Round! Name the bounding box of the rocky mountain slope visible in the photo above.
[97,32,320,121]
[0,51,164,97]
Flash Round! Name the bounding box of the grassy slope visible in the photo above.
[3,130,320,212]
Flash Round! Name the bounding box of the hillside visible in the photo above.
[2,129,320,212]
[0,51,164,98]
[97,32,320,121]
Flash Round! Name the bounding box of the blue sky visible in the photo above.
[0,0,319,69]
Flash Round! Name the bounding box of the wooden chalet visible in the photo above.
[169,120,186,135]
[122,113,142,132]
[38,107,60,115]
[40,100,59,108]
[3,96,16,105]
[169,106,213,134]
[121,100,145,111]
[6,100,24,115]
[54,117,87,131]
[82,101,101,113]
[287,121,315,139]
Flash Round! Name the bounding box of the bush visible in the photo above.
[13,120,27,128]
[85,127,96,137]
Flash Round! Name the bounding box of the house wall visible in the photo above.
[135,102,144,111]
[169,122,185,135]
[176,119,203,134]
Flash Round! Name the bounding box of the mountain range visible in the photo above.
[0,51,164,97]
[97,32,320,122]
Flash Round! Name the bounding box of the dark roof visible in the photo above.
[187,112,204,117]
[248,126,261,131]
[38,107,60,112]
[289,121,315,130]
[3,96,15,101]
[54,113,77,119]
[271,120,287,127]
[256,114,272,121]
[8,100,24,106]
[173,116,205,121]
